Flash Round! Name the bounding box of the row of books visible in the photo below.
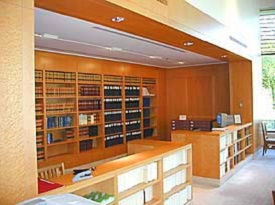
[47,116,73,129]
[117,162,157,193]
[104,75,122,83]
[171,119,214,131]
[163,169,187,193]
[164,185,192,205]
[79,139,93,151]
[46,103,75,112]
[47,129,74,144]
[143,97,151,107]
[35,87,43,97]
[143,109,151,117]
[79,126,98,137]
[220,148,229,164]
[125,98,139,108]
[119,190,144,205]
[104,86,122,96]
[79,100,101,111]
[143,119,151,127]
[104,111,122,122]
[36,118,43,130]
[220,161,230,177]
[79,86,100,96]
[46,87,76,96]
[125,86,140,96]
[35,103,43,113]
[126,120,141,131]
[126,131,141,142]
[245,137,252,147]
[104,99,122,109]
[126,109,141,120]
[144,128,154,138]
[163,150,187,172]
[36,134,43,145]
[234,154,242,165]
[78,73,101,82]
[79,114,98,125]
[37,147,44,161]
[105,122,123,135]
[105,134,124,147]
[220,134,233,150]
[234,142,242,153]
[46,71,76,81]
[35,70,43,81]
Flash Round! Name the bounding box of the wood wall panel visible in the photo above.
[166,64,230,138]
[0,1,36,204]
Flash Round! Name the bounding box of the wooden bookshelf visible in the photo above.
[39,140,192,205]
[171,123,253,186]
[35,69,159,167]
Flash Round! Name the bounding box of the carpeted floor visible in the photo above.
[192,149,275,205]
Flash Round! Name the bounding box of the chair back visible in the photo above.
[38,162,65,180]
[261,121,267,144]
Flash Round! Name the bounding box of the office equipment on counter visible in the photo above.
[216,113,236,128]
[72,169,92,182]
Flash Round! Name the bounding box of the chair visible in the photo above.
[261,121,275,156]
[38,162,65,180]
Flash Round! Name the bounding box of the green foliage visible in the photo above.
[262,56,275,103]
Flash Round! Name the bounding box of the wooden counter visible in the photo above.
[171,123,253,186]
[39,140,193,205]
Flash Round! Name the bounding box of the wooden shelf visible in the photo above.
[78,81,101,85]
[46,111,76,115]
[164,181,192,199]
[47,126,76,131]
[35,69,159,168]
[145,198,161,205]
[79,136,102,141]
[47,139,76,147]
[163,164,191,178]
[78,96,102,99]
[46,96,76,99]
[118,179,160,200]
[46,80,76,84]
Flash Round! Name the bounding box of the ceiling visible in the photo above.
[35,8,225,68]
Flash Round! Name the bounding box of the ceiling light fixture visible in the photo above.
[111,16,125,23]
[183,41,194,46]
[221,55,227,58]
[42,33,59,40]
[148,56,163,59]
[105,47,123,51]
[178,61,185,64]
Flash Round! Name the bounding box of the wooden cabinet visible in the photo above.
[171,123,253,186]
[35,69,158,166]
[40,140,192,205]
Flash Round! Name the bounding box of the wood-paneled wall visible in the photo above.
[165,63,230,138]
[0,1,37,204]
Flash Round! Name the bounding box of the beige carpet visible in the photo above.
[192,149,275,205]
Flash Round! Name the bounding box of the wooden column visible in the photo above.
[0,0,37,204]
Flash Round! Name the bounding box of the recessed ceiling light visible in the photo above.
[105,47,123,51]
[42,33,59,40]
[111,16,125,23]
[183,41,194,46]
[221,55,227,58]
[178,61,185,64]
[149,56,162,59]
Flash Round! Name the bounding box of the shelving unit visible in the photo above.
[171,123,253,186]
[41,140,192,205]
[35,70,158,166]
